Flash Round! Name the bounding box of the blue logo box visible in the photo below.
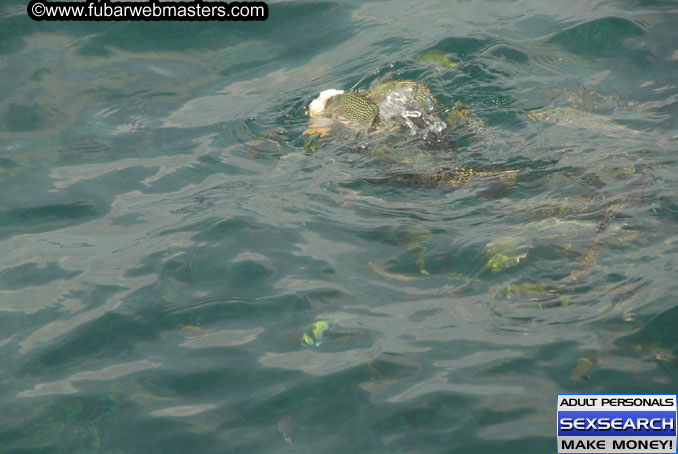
[557,394,677,454]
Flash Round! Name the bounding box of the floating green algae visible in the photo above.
[416,49,459,68]
[301,320,330,347]
[483,237,528,273]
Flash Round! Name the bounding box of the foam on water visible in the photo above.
[375,86,447,136]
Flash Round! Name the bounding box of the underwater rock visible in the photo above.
[551,86,625,112]
[528,106,637,136]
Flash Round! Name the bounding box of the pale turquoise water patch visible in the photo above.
[1,0,678,453]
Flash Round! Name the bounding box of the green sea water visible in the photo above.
[1,1,678,453]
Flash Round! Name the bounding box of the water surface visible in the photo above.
[1,0,677,452]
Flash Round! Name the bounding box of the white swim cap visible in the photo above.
[309,89,344,117]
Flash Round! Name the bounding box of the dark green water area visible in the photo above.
[1,0,677,452]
